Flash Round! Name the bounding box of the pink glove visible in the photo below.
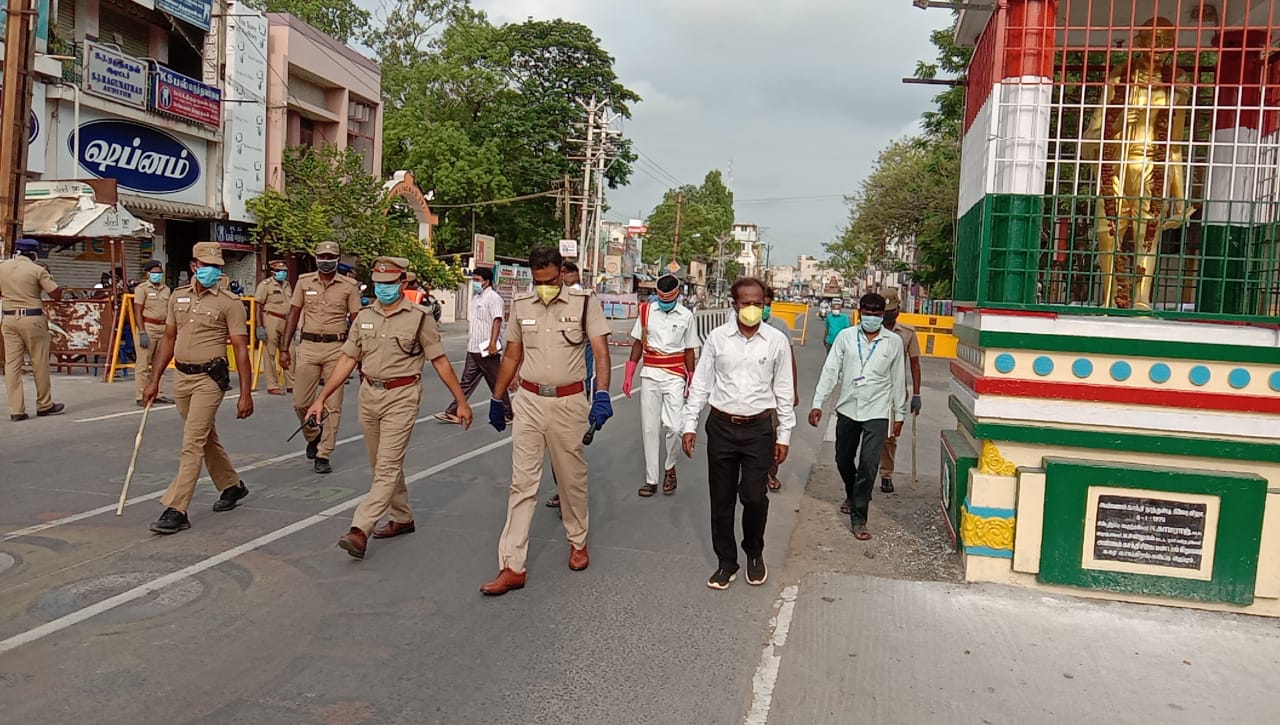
[622,360,638,398]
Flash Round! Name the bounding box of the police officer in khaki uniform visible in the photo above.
[877,288,922,494]
[280,242,361,474]
[132,260,174,407]
[254,259,293,395]
[480,246,612,596]
[305,257,473,559]
[0,238,66,421]
[143,242,254,535]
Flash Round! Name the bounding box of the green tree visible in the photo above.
[246,0,371,44]
[643,170,735,264]
[246,145,461,289]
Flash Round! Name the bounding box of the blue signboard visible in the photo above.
[157,0,212,32]
[71,119,201,194]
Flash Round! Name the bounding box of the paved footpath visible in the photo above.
[2,313,1278,724]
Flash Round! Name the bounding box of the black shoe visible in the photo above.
[36,403,65,417]
[746,557,767,586]
[880,477,895,493]
[136,400,146,408]
[314,458,332,474]
[150,507,190,535]
[212,482,249,512]
[10,413,28,422]
[306,437,319,460]
[707,566,739,590]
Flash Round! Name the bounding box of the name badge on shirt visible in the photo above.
[176,297,190,303]
[360,323,374,329]
[520,319,537,325]
[851,376,867,387]
[306,290,319,296]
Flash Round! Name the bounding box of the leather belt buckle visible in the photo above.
[731,414,750,425]
[538,383,557,397]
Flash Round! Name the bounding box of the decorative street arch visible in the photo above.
[384,170,438,248]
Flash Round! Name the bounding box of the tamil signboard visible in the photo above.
[1082,488,1219,582]
[157,0,213,31]
[61,108,209,206]
[83,42,147,108]
[222,3,268,222]
[151,66,221,127]
[473,234,496,268]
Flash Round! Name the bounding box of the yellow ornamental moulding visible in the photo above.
[960,509,1016,551]
[978,440,1017,476]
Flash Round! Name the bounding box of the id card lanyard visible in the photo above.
[855,331,881,373]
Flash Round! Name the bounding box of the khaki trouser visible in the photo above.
[3,314,53,416]
[262,316,291,391]
[498,391,591,573]
[292,340,344,458]
[134,323,167,402]
[160,372,240,512]
[350,383,421,533]
[878,432,899,479]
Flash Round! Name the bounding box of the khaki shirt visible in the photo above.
[342,298,445,379]
[0,256,59,310]
[254,278,292,317]
[168,283,248,363]
[290,272,360,335]
[894,322,922,359]
[132,280,171,328]
[506,287,609,386]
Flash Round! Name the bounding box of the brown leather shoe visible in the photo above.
[371,520,416,539]
[569,545,589,571]
[337,527,368,559]
[480,568,526,596]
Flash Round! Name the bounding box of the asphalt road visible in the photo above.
[0,313,833,725]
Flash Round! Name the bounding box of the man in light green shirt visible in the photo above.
[807,293,907,540]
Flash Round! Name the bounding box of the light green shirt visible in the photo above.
[811,326,908,422]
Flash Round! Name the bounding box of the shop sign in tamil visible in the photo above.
[72,119,201,194]
[83,42,147,108]
[151,66,221,127]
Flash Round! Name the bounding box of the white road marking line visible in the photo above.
[0,392,628,655]
[5,364,625,539]
[75,393,240,423]
[744,584,799,725]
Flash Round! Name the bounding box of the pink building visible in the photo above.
[265,13,382,192]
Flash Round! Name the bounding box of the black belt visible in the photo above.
[710,407,773,425]
[175,362,206,374]
[2,308,43,317]
[301,332,346,343]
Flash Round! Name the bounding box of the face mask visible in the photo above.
[148,272,163,284]
[374,282,403,304]
[737,305,763,327]
[274,270,288,282]
[194,265,222,288]
[535,285,560,304]
[471,281,483,294]
[657,299,677,312]
[316,259,338,275]
[762,304,772,320]
[832,308,843,317]
[883,310,899,327]
[860,315,884,333]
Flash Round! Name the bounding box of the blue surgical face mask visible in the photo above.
[657,299,677,312]
[148,271,163,284]
[193,265,222,288]
[274,270,287,282]
[471,281,483,294]
[860,314,884,333]
[374,282,402,304]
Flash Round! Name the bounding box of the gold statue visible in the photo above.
[1081,17,1194,310]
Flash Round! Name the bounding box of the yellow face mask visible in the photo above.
[737,305,763,327]
[535,285,560,304]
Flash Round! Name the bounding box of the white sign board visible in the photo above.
[222,3,268,222]
[473,234,496,268]
[559,239,578,258]
[83,41,147,108]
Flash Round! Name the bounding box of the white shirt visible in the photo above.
[683,321,796,445]
[811,326,907,422]
[629,303,699,381]
[468,286,505,354]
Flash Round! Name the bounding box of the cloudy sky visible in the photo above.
[471,1,948,267]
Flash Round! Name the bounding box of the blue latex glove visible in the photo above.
[910,394,922,415]
[588,391,613,430]
[256,326,267,341]
[488,398,507,432]
[138,332,150,349]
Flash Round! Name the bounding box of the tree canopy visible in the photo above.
[246,0,371,44]
[643,170,735,265]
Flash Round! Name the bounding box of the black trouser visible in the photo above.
[446,351,511,416]
[706,413,773,569]
[834,415,889,525]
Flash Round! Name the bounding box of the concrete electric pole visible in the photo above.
[0,0,39,256]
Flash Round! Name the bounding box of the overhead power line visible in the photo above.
[428,190,559,209]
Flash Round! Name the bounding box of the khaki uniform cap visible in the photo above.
[268,260,287,271]
[316,241,340,256]
[883,288,902,312]
[192,242,224,266]
[371,257,410,283]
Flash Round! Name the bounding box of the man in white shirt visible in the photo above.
[435,266,511,424]
[682,277,796,590]
[808,293,907,541]
[623,274,699,497]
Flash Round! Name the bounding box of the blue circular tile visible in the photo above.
[1149,363,1172,384]
[1228,368,1251,390]
[1032,356,1054,376]
[994,353,1016,374]
[1271,371,1280,392]
[1109,361,1132,382]
[1071,358,1093,379]
[1189,365,1211,387]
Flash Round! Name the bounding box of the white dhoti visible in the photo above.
[640,372,686,485]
